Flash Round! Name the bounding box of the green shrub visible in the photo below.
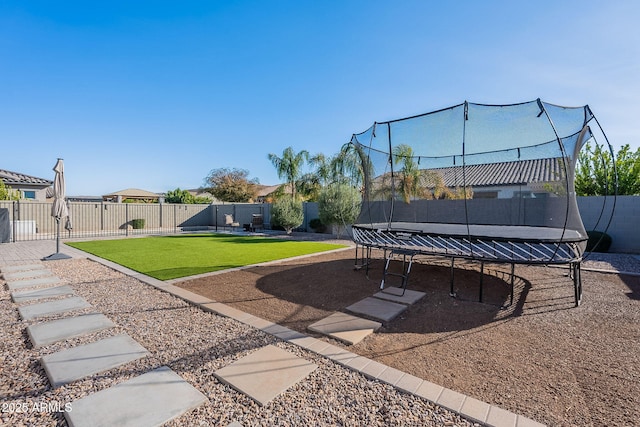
[271,198,303,234]
[309,218,326,233]
[586,230,612,252]
[131,219,146,229]
[318,183,361,237]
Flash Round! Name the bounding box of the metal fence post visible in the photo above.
[125,203,129,237]
[12,201,17,242]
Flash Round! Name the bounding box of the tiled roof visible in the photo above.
[256,184,282,197]
[102,188,161,198]
[0,169,53,186]
[425,158,564,187]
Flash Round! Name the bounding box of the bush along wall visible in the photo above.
[586,230,612,253]
[131,219,146,229]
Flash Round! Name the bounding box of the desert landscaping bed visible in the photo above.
[177,247,640,426]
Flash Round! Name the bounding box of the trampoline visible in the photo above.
[349,99,615,306]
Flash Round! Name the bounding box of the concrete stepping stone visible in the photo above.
[374,288,426,305]
[6,276,61,290]
[11,285,75,303]
[346,297,408,322]
[2,268,52,281]
[0,263,43,273]
[64,366,207,427]
[308,312,381,345]
[18,296,91,320]
[214,345,317,406]
[41,334,149,387]
[27,313,115,348]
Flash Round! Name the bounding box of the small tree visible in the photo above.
[165,188,194,204]
[203,168,259,202]
[271,197,304,234]
[318,183,361,237]
[165,188,210,204]
[575,143,640,196]
[0,181,20,200]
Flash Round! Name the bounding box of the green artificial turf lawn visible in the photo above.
[67,234,347,280]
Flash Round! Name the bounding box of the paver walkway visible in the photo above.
[6,275,61,290]
[2,256,208,426]
[346,296,409,322]
[26,312,116,348]
[64,366,207,427]
[41,334,149,387]
[308,312,381,345]
[11,284,75,303]
[309,287,424,345]
[375,287,426,304]
[214,345,317,406]
[2,268,53,281]
[18,296,91,320]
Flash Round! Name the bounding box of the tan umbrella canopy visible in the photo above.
[44,158,71,260]
[51,158,69,220]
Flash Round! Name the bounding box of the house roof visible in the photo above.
[255,184,283,197]
[102,188,162,199]
[420,158,564,188]
[0,169,53,187]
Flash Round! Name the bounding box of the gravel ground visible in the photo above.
[581,252,640,274]
[1,257,476,427]
[175,236,640,427]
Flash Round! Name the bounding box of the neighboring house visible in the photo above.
[102,188,163,203]
[428,157,564,199]
[255,184,281,203]
[67,195,103,202]
[187,189,218,203]
[0,169,53,201]
[376,157,564,200]
[255,184,294,203]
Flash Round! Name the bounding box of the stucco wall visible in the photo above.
[577,195,639,254]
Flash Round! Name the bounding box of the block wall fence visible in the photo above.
[0,197,637,253]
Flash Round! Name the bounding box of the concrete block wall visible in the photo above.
[577,195,639,254]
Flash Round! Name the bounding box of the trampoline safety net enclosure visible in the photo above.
[349,99,615,306]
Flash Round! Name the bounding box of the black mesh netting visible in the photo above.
[350,99,614,264]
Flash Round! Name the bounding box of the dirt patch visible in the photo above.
[177,247,640,426]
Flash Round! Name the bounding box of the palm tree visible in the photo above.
[393,144,423,203]
[295,153,330,201]
[332,142,368,190]
[268,147,309,201]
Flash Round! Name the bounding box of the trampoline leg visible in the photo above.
[380,255,392,290]
[449,258,456,297]
[365,246,372,277]
[510,263,515,307]
[479,261,484,303]
[354,245,373,277]
[498,263,516,310]
[573,262,582,307]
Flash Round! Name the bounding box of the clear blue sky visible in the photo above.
[2,1,638,196]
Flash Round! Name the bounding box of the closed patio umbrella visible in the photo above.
[44,158,71,260]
